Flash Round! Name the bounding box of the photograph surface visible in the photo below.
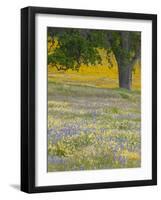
[47,27,141,172]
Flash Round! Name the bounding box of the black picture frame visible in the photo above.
[21,6,157,193]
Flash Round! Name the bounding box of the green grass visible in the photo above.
[48,82,141,172]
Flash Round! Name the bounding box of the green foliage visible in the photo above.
[48,29,102,71]
[48,28,140,70]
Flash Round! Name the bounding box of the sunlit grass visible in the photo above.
[48,63,140,90]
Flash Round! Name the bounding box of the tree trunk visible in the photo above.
[118,32,132,90]
[118,64,132,90]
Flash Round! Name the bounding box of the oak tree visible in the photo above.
[48,28,141,90]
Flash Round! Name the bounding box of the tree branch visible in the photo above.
[130,46,141,69]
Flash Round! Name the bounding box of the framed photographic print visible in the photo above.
[21,6,157,193]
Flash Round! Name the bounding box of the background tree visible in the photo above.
[48,28,141,90]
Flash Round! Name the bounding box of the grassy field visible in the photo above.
[48,74,141,172]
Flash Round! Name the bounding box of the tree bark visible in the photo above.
[118,64,132,90]
[117,32,131,90]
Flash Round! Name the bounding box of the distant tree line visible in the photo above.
[48,27,141,90]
